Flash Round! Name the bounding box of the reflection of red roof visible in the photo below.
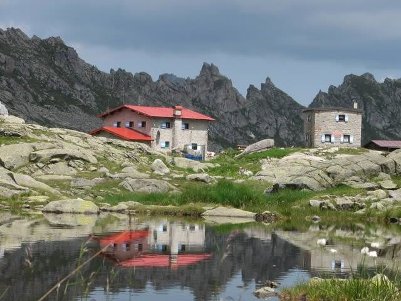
[369,140,401,149]
[97,230,149,244]
[118,254,212,268]
[90,127,153,141]
[98,105,215,121]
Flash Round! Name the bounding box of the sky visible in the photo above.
[1,0,401,105]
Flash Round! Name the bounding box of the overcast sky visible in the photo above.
[1,0,401,105]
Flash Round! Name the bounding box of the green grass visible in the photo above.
[281,277,400,301]
[102,180,268,211]
[208,147,302,177]
[0,135,37,145]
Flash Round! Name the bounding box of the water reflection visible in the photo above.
[0,213,400,301]
[92,222,212,269]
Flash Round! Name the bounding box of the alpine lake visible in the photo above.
[0,212,400,301]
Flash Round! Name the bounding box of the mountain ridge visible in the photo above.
[1,27,400,149]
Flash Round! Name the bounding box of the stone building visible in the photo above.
[90,104,214,155]
[303,106,362,148]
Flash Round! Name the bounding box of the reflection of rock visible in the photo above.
[43,212,98,226]
[203,206,256,218]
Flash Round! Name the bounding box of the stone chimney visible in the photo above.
[172,105,183,149]
[173,105,183,118]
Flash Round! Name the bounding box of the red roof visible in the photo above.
[90,127,153,141]
[118,253,212,268]
[98,230,149,245]
[98,104,215,121]
[370,140,401,148]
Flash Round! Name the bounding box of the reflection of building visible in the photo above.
[94,221,210,269]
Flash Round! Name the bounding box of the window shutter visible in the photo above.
[345,115,349,122]
[161,123,166,129]
[335,115,339,122]
[321,134,325,143]
[160,142,165,148]
[125,121,130,128]
[350,135,354,144]
[113,122,118,127]
[137,122,142,128]
[331,135,335,143]
[340,135,344,143]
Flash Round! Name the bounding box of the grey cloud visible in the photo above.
[1,0,401,68]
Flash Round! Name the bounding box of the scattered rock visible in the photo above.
[173,157,215,172]
[71,177,104,188]
[236,139,275,158]
[255,211,279,222]
[42,198,99,214]
[29,147,97,164]
[11,172,61,195]
[202,206,256,218]
[379,179,397,190]
[367,189,387,200]
[389,189,401,201]
[151,159,170,175]
[0,115,25,124]
[253,286,277,299]
[120,178,172,193]
[186,173,214,184]
[0,101,8,116]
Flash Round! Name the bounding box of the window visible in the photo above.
[336,114,348,122]
[182,123,189,130]
[161,121,171,129]
[126,121,133,128]
[191,143,198,150]
[161,141,170,149]
[138,244,143,251]
[325,134,332,142]
[137,121,146,128]
[307,115,312,122]
[343,135,350,143]
[180,244,186,252]
[124,243,130,251]
[305,134,310,141]
[114,121,121,128]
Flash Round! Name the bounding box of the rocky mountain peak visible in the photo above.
[361,72,376,82]
[200,62,220,77]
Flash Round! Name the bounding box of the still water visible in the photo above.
[0,212,400,301]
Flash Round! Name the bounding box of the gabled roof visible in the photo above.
[303,107,363,114]
[90,127,153,141]
[98,104,215,121]
[368,140,401,148]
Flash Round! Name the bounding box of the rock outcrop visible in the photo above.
[255,150,401,191]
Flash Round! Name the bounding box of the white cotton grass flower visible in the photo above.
[316,239,327,246]
[329,248,337,253]
[370,242,381,248]
[361,247,370,255]
[368,250,378,257]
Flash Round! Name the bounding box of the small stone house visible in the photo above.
[90,104,214,155]
[303,106,362,148]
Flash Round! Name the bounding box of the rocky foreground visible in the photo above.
[1,114,401,219]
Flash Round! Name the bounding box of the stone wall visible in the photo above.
[304,110,362,148]
[101,108,210,152]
